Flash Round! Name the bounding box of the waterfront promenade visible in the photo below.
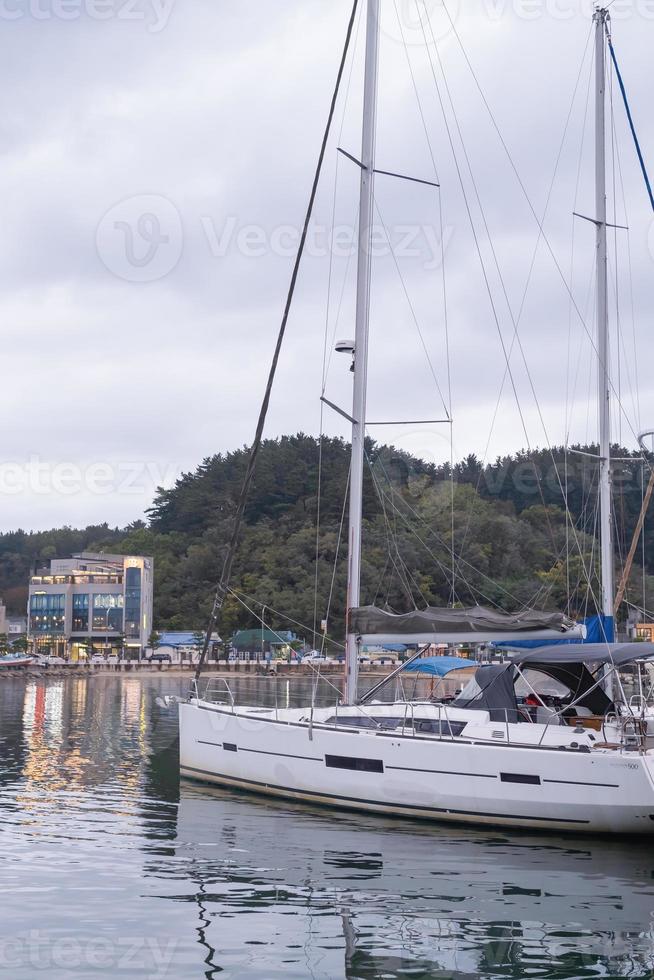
[0,661,396,680]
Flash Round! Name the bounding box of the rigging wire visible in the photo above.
[606,36,649,613]
[607,31,654,212]
[319,466,351,656]
[391,0,456,601]
[423,7,575,564]
[314,1,364,647]
[418,3,581,598]
[391,0,440,184]
[193,0,361,683]
[609,61,622,446]
[227,588,344,698]
[449,25,594,593]
[368,448,526,609]
[366,447,471,604]
[608,52,628,577]
[567,39,595,442]
[438,1,652,483]
[611,91,642,434]
[372,553,391,607]
[321,6,364,395]
[643,463,648,619]
[228,587,344,651]
[366,451,432,608]
[565,37,595,604]
[427,3,654,624]
[371,195,450,419]
[313,427,325,648]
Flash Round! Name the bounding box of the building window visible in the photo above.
[29,594,65,634]
[72,594,89,632]
[124,566,142,639]
[92,594,124,632]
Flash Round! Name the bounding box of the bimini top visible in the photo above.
[351,606,577,641]
[509,642,654,668]
[402,655,478,677]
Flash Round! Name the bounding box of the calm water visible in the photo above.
[1,675,654,980]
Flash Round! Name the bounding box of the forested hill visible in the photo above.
[2,434,652,639]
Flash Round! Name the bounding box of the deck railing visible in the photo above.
[190,679,650,753]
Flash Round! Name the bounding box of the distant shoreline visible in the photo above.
[0,664,395,681]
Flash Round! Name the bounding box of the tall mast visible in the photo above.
[594,6,614,640]
[344,0,380,705]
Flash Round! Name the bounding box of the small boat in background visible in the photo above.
[0,653,34,669]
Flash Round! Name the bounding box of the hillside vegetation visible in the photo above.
[2,435,653,641]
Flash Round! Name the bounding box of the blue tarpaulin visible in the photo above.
[403,655,478,677]
[492,614,614,650]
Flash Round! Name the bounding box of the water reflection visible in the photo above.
[171,784,654,979]
[0,675,653,979]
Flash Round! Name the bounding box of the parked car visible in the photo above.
[301,651,336,664]
[147,653,173,664]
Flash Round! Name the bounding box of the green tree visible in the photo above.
[1,435,651,638]
[11,636,28,654]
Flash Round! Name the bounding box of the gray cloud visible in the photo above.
[1,0,653,530]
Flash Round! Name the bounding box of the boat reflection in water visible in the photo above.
[3,676,654,977]
[172,783,654,979]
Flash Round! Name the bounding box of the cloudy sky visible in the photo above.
[1,0,652,531]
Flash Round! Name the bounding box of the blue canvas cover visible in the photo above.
[403,656,478,677]
[492,614,613,650]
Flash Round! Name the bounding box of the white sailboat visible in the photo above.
[173,4,654,834]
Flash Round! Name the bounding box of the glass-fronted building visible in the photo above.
[28,552,154,661]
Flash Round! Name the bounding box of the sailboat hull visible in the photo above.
[179,701,654,835]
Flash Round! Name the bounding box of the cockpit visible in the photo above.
[452,644,654,735]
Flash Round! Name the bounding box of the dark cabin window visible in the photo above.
[500,772,541,786]
[415,720,466,736]
[325,755,384,773]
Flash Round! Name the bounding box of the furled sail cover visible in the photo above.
[350,605,576,637]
